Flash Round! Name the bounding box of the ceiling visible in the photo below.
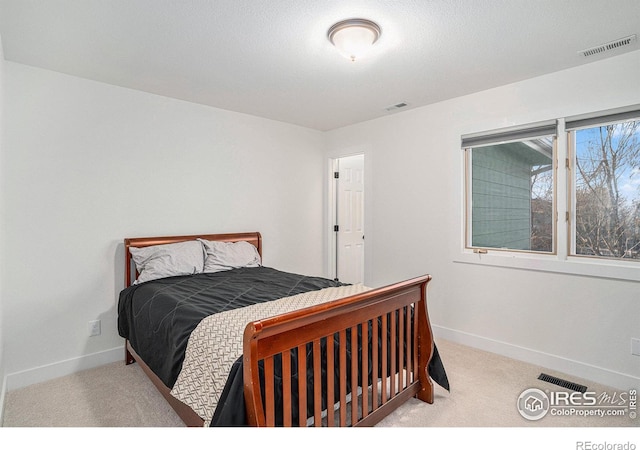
[1,0,639,131]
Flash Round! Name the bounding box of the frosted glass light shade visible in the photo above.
[328,19,381,61]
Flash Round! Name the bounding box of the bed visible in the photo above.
[117,231,448,427]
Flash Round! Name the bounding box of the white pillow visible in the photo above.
[130,240,205,284]
[198,239,262,273]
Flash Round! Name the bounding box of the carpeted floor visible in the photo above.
[2,339,637,429]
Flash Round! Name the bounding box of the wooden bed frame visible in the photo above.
[123,231,435,427]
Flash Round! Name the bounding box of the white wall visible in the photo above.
[0,33,6,422]
[1,62,326,389]
[325,50,640,390]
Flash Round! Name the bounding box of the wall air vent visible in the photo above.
[385,102,409,112]
[579,34,637,58]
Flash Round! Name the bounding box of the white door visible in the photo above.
[336,154,365,284]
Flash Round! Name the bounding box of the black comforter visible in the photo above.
[117,266,449,426]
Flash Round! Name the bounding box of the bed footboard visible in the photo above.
[243,275,434,427]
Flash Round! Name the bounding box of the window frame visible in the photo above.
[462,122,558,256]
[457,106,640,283]
[566,111,640,263]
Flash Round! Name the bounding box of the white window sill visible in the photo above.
[454,250,640,283]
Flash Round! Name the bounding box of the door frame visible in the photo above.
[326,150,370,284]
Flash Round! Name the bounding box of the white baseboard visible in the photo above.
[5,346,123,392]
[433,325,639,391]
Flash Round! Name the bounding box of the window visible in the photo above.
[463,122,557,253]
[567,112,640,261]
[460,106,640,280]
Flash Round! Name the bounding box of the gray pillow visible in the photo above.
[199,239,262,273]
[130,240,205,284]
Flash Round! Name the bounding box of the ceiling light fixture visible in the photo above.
[328,18,381,62]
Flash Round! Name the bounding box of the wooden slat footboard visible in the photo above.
[243,275,434,427]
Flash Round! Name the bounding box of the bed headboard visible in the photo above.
[124,232,262,287]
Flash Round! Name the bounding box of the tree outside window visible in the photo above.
[572,120,640,260]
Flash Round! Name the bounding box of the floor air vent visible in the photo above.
[579,34,637,57]
[538,373,587,393]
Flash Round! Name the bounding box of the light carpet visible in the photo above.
[2,339,637,429]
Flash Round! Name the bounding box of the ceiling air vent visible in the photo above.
[385,102,409,112]
[579,34,637,58]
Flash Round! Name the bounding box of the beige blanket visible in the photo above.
[170,284,371,426]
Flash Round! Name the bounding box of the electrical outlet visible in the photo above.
[632,338,640,356]
[88,320,101,337]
